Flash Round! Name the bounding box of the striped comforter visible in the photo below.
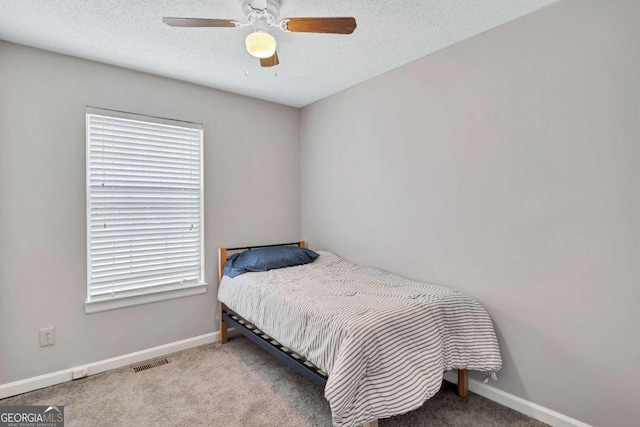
[218,251,502,427]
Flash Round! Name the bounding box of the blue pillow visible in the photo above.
[223,246,320,278]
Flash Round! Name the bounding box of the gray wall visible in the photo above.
[0,41,300,384]
[300,1,639,425]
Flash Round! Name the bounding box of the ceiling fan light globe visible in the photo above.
[245,31,277,58]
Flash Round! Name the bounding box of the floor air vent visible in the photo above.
[132,358,169,373]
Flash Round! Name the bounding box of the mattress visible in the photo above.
[218,251,502,427]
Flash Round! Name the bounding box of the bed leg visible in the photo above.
[457,369,469,398]
[363,420,378,427]
[220,303,228,344]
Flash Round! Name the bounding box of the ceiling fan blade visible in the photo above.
[284,17,356,34]
[162,17,241,28]
[260,52,279,67]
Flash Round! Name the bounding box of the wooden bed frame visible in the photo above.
[218,241,469,427]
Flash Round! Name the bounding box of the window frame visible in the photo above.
[85,107,206,313]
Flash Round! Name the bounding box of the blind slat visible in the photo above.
[90,275,201,294]
[92,212,200,220]
[91,216,201,225]
[90,170,200,181]
[90,134,201,153]
[91,264,200,285]
[90,277,201,298]
[91,239,200,253]
[90,155,200,171]
[93,248,200,265]
[91,188,200,196]
[90,148,200,165]
[92,258,201,277]
[90,116,201,136]
[90,234,200,246]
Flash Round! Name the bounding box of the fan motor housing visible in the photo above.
[243,0,281,21]
[242,0,280,19]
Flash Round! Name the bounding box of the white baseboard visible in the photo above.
[443,371,591,427]
[0,331,220,400]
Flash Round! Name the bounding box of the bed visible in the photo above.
[217,242,502,427]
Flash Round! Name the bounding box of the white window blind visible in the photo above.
[86,107,204,303]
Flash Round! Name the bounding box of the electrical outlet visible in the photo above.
[39,327,55,347]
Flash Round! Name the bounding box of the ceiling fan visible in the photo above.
[162,0,357,67]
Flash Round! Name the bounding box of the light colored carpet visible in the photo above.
[1,336,546,427]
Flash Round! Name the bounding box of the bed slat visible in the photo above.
[221,310,328,388]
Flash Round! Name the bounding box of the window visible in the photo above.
[86,107,205,313]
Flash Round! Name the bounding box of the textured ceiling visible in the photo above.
[0,0,558,107]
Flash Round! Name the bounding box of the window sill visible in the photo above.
[85,283,207,314]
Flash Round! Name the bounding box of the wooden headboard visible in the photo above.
[218,241,306,281]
